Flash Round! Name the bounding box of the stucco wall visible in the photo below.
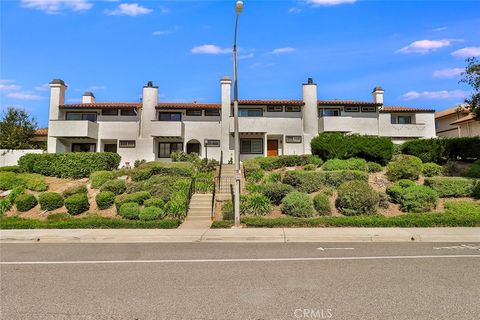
[0,149,43,167]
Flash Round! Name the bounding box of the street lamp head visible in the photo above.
[236,0,244,14]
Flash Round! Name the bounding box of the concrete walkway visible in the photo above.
[1,227,479,243]
[178,193,213,229]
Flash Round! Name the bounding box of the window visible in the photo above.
[186,110,202,116]
[101,109,118,116]
[240,139,263,154]
[205,139,220,147]
[435,121,439,129]
[205,109,220,116]
[120,109,136,116]
[285,136,302,143]
[104,144,117,153]
[345,106,359,112]
[398,116,412,124]
[119,140,136,148]
[159,112,182,121]
[361,106,376,112]
[71,143,96,152]
[318,108,340,117]
[239,109,263,117]
[267,106,283,112]
[285,105,301,112]
[158,142,183,158]
[66,112,97,122]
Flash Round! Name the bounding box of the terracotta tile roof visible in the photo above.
[236,99,305,106]
[59,102,141,108]
[435,105,470,119]
[380,106,435,113]
[318,100,381,106]
[35,128,48,136]
[156,102,221,109]
[450,113,476,125]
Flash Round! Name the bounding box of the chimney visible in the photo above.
[140,80,158,138]
[220,76,232,163]
[372,86,384,105]
[82,92,95,104]
[49,79,67,121]
[302,77,318,154]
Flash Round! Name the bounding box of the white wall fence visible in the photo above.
[0,149,44,167]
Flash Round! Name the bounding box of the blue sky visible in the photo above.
[1,0,480,127]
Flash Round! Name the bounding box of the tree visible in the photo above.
[0,107,38,150]
[460,57,480,119]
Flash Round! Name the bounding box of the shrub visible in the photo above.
[90,171,115,189]
[444,137,480,161]
[281,191,315,217]
[265,172,282,183]
[367,162,383,173]
[399,185,438,213]
[336,181,379,216]
[246,182,262,193]
[95,191,115,210]
[139,206,165,221]
[0,187,24,215]
[46,212,71,222]
[62,185,87,198]
[0,172,19,190]
[313,193,331,215]
[18,173,48,192]
[320,170,369,187]
[472,181,480,199]
[400,139,445,163]
[321,187,334,196]
[245,169,264,183]
[322,158,368,171]
[243,159,262,176]
[311,133,394,165]
[65,193,90,215]
[100,179,127,195]
[0,165,20,173]
[386,155,423,181]
[144,197,165,209]
[194,172,215,193]
[303,164,316,171]
[134,159,147,168]
[118,203,140,220]
[127,176,191,201]
[260,183,294,205]
[465,160,480,178]
[247,155,323,171]
[422,162,444,177]
[378,192,390,209]
[18,152,121,179]
[131,162,194,181]
[401,137,480,163]
[241,193,272,216]
[282,171,323,193]
[115,191,151,209]
[424,177,475,197]
[170,151,199,163]
[386,180,416,203]
[39,192,64,211]
[15,193,37,212]
[164,192,189,219]
[222,201,234,220]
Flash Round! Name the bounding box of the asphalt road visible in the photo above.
[1,242,480,320]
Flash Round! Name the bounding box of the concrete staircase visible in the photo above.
[179,193,213,229]
[216,164,235,201]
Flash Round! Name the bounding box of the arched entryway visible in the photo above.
[186,139,201,156]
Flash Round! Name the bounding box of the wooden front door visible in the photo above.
[267,140,278,157]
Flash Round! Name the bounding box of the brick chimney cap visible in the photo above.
[50,79,66,86]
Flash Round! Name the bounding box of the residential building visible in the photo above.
[47,78,436,166]
[435,105,479,137]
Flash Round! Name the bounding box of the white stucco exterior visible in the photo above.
[45,78,437,165]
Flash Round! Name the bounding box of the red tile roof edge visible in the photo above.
[35,128,48,136]
[380,106,435,113]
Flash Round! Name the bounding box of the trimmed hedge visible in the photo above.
[65,193,90,215]
[139,206,165,221]
[0,165,20,172]
[386,155,423,181]
[247,155,323,171]
[399,185,438,213]
[0,172,48,191]
[18,152,121,179]
[131,161,195,181]
[144,198,165,209]
[322,158,368,171]
[0,172,18,190]
[100,179,127,195]
[281,191,315,217]
[401,137,480,163]
[115,191,151,210]
[62,185,87,198]
[260,183,294,205]
[311,133,394,165]
[118,203,140,220]
[95,191,115,210]
[336,181,379,216]
[424,177,475,197]
[313,193,331,216]
[90,171,116,189]
[39,192,64,211]
[15,193,37,212]
[422,162,443,177]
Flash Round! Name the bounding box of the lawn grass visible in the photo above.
[0,215,181,229]
[211,201,480,228]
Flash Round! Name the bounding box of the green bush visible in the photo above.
[472,181,480,199]
[144,197,165,209]
[194,172,215,193]
[401,137,480,163]
[222,201,234,220]
[322,158,368,171]
[246,155,323,171]
[311,133,394,165]
[0,187,24,215]
[95,191,115,210]
[39,192,64,211]
[18,152,121,179]
[313,193,331,215]
[378,192,390,209]
[422,162,444,177]
[246,182,262,193]
[260,183,294,205]
[164,193,188,219]
[265,172,282,183]
[386,155,423,181]
[15,193,37,212]
[62,185,87,198]
[0,165,20,173]
[281,191,315,217]
[115,191,151,209]
[303,164,316,171]
[90,171,116,189]
[0,172,19,190]
[243,159,262,176]
[386,179,416,203]
[336,181,379,216]
[241,193,272,216]
[400,139,445,163]
[282,171,323,193]
[0,172,48,191]
[131,161,195,181]
[139,206,165,221]
[100,179,127,195]
[65,193,90,215]
[399,185,438,213]
[424,177,475,197]
[465,160,480,178]
[321,187,334,196]
[320,170,369,187]
[118,203,140,220]
[444,137,480,161]
[127,176,191,201]
[46,212,71,222]
[367,162,383,173]
[245,169,264,183]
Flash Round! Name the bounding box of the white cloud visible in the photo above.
[451,47,480,58]
[0,79,15,84]
[270,47,296,54]
[306,0,356,6]
[401,90,468,101]
[86,85,106,91]
[106,3,152,16]
[432,27,447,32]
[191,44,231,55]
[0,83,21,92]
[153,26,180,36]
[432,68,464,79]
[397,39,452,54]
[34,83,50,91]
[238,53,255,60]
[21,0,93,14]
[7,91,46,101]
[249,62,275,69]
[288,7,302,14]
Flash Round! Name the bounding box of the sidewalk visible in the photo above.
[1,227,479,243]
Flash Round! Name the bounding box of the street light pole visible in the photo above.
[233,0,243,228]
